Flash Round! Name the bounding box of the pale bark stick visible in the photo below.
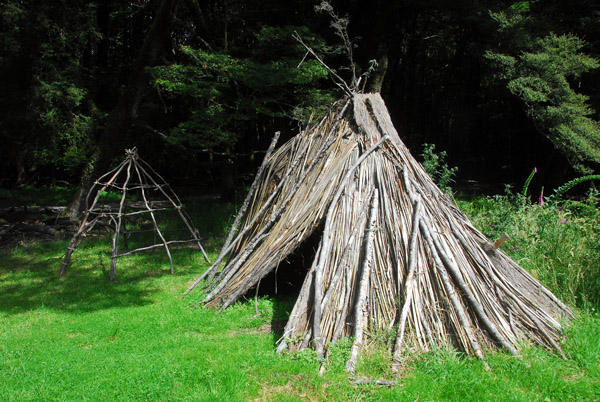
[196,127,333,292]
[320,189,372,310]
[298,327,313,351]
[198,100,353,288]
[210,132,351,309]
[110,158,134,281]
[330,261,355,344]
[203,232,269,304]
[61,160,128,275]
[60,216,103,274]
[208,99,352,274]
[443,207,562,351]
[136,161,211,263]
[346,190,379,373]
[518,305,567,359]
[84,159,129,208]
[457,226,566,356]
[115,240,200,257]
[293,31,353,96]
[419,219,490,370]
[425,220,519,356]
[223,132,280,252]
[111,207,171,216]
[205,149,331,303]
[276,243,321,354]
[391,199,422,373]
[405,168,518,356]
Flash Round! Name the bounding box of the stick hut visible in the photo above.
[186,93,572,371]
[61,147,210,281]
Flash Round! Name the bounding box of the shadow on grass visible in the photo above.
[0,256,151,316]
[0,237,216,316]
[0,194,231,317]
[242,269,305,348]
[270,295,295,346]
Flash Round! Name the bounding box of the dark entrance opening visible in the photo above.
[245,225,323,300]
[242,226,323,343]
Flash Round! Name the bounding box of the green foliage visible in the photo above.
[1,0,599,188]
[0,1,98,180]
[548,175,600,204]
[150,26,335,150]
[421,143,458,193]
[486,13,600,173]
[0,185,74,207]
[96,190,125,204]
[509,1,531,13]
[459,185,600,307]
[31,79,96,170]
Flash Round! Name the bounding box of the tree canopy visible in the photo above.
[0,0,598,190]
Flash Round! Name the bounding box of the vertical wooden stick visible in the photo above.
[346,190,378,373]
[276,243,321,354]
[391,199,422,373]
[210,132,351,309]
[110,157,133,282]
[313,137,389,358]
[419,219,490,370]
[136,160,211,263]
[190,99,354,300]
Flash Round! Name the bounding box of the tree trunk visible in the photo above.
[16,164,26,186]
[67,0,178,218]
[99,0,178,163]
[366,43,388,93]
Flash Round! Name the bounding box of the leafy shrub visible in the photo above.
[421,143,458,193]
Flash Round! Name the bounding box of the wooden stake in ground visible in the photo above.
[185,93,573,372]
[60,148,209,281]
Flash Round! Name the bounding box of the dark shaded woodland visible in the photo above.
[1,0,599,195]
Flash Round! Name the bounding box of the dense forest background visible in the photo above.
[1,0,599,198]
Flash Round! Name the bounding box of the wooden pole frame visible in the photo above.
[60,147,210,281]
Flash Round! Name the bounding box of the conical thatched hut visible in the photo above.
[186,93,572,371]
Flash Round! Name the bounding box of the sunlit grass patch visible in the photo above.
[0,196,599,401]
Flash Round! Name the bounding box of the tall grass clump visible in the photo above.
[458,178,600,308]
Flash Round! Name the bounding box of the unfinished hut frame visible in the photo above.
[61,147,210,281]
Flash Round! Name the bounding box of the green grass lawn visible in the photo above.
[1,197,599,401]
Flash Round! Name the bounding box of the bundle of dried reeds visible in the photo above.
[186,93,573,372]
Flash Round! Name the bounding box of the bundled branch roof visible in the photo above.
[189,93,572,369]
